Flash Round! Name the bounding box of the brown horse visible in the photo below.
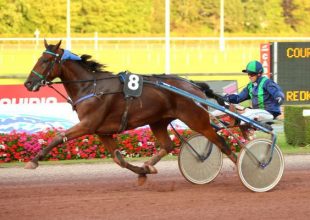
[24,40,237,180]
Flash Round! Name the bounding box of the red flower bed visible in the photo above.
[0,127,193,163]
[213,114,249,152]
[217,127,247,152]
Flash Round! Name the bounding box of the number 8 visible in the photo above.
[128,75,139,90]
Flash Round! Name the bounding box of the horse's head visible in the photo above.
[24,39,63,91]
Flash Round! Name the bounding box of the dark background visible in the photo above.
[276,42,310,105]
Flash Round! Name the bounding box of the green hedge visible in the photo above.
[1,0,310,35]
[284,106,310,146]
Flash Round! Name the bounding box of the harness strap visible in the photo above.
[72,74,98,108]
[118,97,133,133]
[50,75,119,85]
[73,94,96,107]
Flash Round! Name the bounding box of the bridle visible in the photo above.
[30,49,75,105]
[29,49,121,109]
[31,50,62,86]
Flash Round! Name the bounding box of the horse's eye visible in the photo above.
[42,59,49,63]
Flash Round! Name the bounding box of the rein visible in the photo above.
[49,75,119,85]
[46,75,121,109]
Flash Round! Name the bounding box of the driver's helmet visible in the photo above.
[242,60,264,74]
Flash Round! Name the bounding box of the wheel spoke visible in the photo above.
[178,134,223,185]
[237,138,284,192]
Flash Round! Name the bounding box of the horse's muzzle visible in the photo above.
[24,80,41,92]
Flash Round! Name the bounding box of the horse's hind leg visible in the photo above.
[143,120,174,168]
[98,135,152,175]
[179,104,237,163]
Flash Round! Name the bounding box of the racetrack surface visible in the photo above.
[1,154,310,220]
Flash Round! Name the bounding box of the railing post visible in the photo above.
[34,29,40,49]
[94,32,98,50]
[219,0,225,51]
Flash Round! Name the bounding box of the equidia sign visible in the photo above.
[0,84,77,133]
[0,84,67,104]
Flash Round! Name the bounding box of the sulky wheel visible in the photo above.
[178,134,223,184]
[237,138,285,192]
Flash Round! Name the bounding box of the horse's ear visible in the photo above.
[44,39,48,49]
[53,40,62,51]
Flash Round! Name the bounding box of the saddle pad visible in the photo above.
[120,72,143,98]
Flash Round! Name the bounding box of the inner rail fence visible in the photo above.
[1,36,309,82]
[1,36,310,50]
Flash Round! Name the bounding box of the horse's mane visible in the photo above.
[46,44,112,75]
[79,54,112,74]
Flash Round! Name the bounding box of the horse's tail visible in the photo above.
[195,82,226,106]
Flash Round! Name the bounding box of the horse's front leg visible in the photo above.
[25,122,91,169]
[24,135,63,169]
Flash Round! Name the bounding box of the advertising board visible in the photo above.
[0,84,78,133]
[275,42,310,105]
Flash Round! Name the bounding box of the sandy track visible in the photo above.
[0,154,309,220]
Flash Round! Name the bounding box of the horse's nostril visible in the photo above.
[24,81,32,89]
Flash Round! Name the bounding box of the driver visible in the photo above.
[223,60,285,123]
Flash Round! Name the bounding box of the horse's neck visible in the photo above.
[60,62,105,102]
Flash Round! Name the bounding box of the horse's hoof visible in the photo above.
[24,161,38,169]
[144,164,158,174]
[137,174,147,186]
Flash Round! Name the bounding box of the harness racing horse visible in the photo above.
[24,40,237,181]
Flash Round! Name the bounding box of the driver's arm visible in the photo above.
[225,87,250,104]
